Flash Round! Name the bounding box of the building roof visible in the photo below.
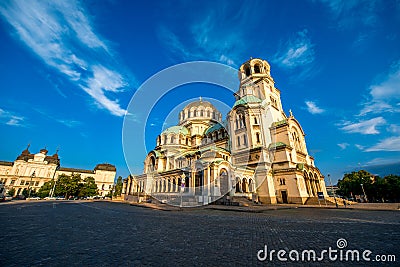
[204,122,226,135]
[94,163,117,171]
[58,167,94,174]
[0,161,13,166]
[184,99,216,110]
[161,125,189,135]
[233,95,262,108]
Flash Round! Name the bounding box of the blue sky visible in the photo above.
[0,0,399,183]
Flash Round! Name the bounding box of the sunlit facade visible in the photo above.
[0,146,116,197]
[123,58,328,205]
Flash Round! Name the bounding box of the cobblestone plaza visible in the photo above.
[1,201,398,266]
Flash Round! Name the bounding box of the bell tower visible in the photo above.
[227,58,288,203]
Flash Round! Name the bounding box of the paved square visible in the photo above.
[0,201,398,266]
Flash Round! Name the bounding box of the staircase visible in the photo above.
[304,196,357,206]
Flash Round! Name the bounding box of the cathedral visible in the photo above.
[123,58,328,206]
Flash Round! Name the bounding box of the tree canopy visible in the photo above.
[337,170,400,202]
[37,173,99,198]
[113,176,123,197]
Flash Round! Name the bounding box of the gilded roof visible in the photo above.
[184,100,216,110]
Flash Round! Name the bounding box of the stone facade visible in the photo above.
[123,58,328,205]
[0,146,116,197]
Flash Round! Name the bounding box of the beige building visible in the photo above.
[123,58,328,206]
[0,146,116,197]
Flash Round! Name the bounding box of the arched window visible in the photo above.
[207,110,210,117]
[254,117,258,124]
[235,177,241,192]
[170,135,175,144]
[256,132,260,143]
[244,66,251,76]
[193,109,197,117]
[242,178,248,193]
[254,64,261,73]
[200,110,204,116]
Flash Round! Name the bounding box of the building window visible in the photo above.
[10,180,15,185]
[256,132,260,143]
[237,136,240,147]
[20,180,25,185]
[244,66,251,76]
[35,181,39,186]
[254,64,261,73]
[254,117,258,124]
[243,134,247,147]
[200,110,204,116]
[279,178,286,185]
[270,96,278,108]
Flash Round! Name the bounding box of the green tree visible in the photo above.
[337,170,374,199]
[54,173,82,198]
[80,177,98,197]
[21,188,29,198]
[7,187,15,197]
[383,175,400,202]
[113,176,123,197]
[37,181,52,198]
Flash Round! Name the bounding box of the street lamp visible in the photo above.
[28,171,35,199]
[360,183,368,203]
[328,174,338,208]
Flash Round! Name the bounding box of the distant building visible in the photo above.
[0,146,116,196]
[123,58,328,205]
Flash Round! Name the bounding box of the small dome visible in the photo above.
[184,99,216,110]
[204,122,227,135]
[233,95,262,108]
[162,126,189,135]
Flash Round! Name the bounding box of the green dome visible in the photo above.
[204,122,226,135]
[232,95,262,108]
[161,126,189,135]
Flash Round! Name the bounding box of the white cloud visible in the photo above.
[33,108,81,128]
[156,4,260,67]
[273,29,315,69]
[355,144,365,150]
[388,124,400,134]
[305,100,325,114]
[365,136,400,152]
[359,62,400,115]
[0,108,25,127]
[317,0,379,29]
[339,117,386,135]
[364,157,400,166]
[0,0,130,116]
[337,143,349,150]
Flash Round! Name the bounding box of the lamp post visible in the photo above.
[360,183,368,203]
[328,174,338,208]
[28,171,35,199]
[50,165,60,198]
